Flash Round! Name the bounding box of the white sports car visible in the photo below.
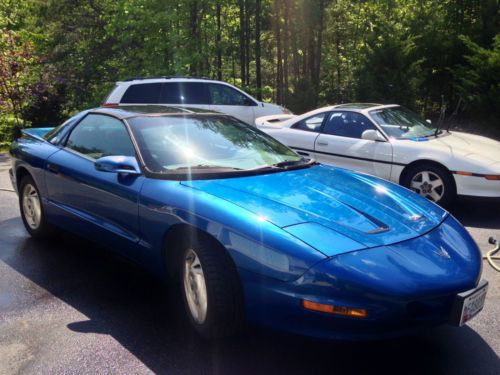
[256,103,500,205]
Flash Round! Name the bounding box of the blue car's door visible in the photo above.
[44,113,145,255]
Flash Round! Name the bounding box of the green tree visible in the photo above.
[454,34,500,119]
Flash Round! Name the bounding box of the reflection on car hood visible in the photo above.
[182,165,447,251]
[429,131,500,165]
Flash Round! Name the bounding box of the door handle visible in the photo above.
[296,151,310,156]
[47,163,59,174]
[317,142,328,146]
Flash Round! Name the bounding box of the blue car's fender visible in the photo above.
[9,136,60,196]
[239,214,482,339]
[138,178,327,282]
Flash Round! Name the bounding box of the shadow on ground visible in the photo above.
[0,216,498,375]
[450,198,500,230]
[0,153,10,164]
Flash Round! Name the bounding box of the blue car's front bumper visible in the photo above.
[241,215,483,340]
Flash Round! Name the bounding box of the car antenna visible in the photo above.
[434,95,446,137]
[445,96,462,133]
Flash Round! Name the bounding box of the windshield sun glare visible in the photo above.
[128,115,303,175]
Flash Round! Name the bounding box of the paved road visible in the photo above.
[0,154,498,374]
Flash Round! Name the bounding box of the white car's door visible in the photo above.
[270,112,328,160]
[314,111,393,179]
[208,83,255,125]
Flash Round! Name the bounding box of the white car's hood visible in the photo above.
[429,132,500,165]
[255,114,296,128]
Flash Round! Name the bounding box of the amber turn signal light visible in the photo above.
[302,300,368,318]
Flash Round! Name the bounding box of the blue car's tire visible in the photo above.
[19,175,54,239]
[179,237,244,339]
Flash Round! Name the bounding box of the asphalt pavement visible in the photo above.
[0,153,498,375]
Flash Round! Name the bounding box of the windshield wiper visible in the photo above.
[171,164,243,171]
[270,158,315,169]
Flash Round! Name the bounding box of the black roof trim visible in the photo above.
[90,105,224,120]
[122,75,211,82]
[334,103,385,109]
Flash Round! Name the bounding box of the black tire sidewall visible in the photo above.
[403,164,456,207]
[178,237,243,339]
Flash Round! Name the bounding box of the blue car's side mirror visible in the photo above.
[95,155,141,175]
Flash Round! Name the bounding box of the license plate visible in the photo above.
[449,280,488,326]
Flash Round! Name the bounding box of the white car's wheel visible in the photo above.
[402,163,456,207]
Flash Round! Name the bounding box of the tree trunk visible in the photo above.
[274,0,283,104]
[216,1,222,80]
[255,0,262,100]
[244,0,251,86]
[283,0,290,105]
[238,0,246,83]
[189,0,200,75]
[313,0,326,105]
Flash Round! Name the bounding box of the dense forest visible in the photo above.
[1,0,499,147]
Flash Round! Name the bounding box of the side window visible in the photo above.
[322,111,375,139]
[45,113,85,145]
[291,113,327,132]
[161,82,210,104]
[209,84,254,106]
[121,83,162,104]
[66,115,135,159]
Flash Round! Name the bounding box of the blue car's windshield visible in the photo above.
[128,115,302,174]
[369,106,437,139]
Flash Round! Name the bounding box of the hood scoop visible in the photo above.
[329,199,390,235]
[182,165,446,248]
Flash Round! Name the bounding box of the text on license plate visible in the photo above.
[460,284,488,326]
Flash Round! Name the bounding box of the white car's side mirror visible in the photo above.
[361,129,386,142]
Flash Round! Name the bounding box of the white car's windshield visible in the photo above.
[370,107,437,139]
[128,115,302,174]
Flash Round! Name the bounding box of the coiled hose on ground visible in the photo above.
[485,237,500,272]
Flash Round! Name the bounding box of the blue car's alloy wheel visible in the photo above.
[183,249,208,324]
[22,183,42,230]
[178,236,244,339]
[18,175,54,239]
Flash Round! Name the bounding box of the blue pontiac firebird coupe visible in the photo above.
[9,106,488,340]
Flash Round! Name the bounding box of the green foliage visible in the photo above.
[0,114,22,148]
[0,0,498,143]
[454,35,500,118]
[355,24,424,107]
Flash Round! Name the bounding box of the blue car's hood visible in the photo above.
[182,165,447,253]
